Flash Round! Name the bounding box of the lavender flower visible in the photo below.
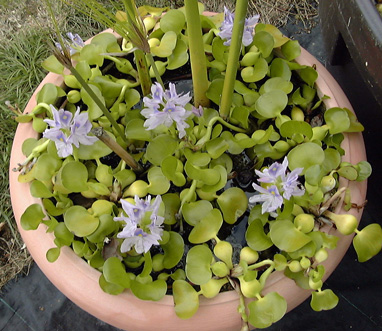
[191,105,204,117]
[141,83,192,138]
[250,157,305,214]
[55,32,85,56]
[114,195,164,254]
[249,184,283,214]
[43,105,97,158]
[218,6,260,47]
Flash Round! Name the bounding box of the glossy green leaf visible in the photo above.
[79,43,104,66]
[261,77,293,94]
[42,55,64,74]
[147,166,170,195]
[246,218,273,251]
[160,9,185,35]
[146,134,178,166]
[54,222,74,246]
[356,161,372,181]
[162,231,184,269]
[183,200,213,226]
[280,120,313,140]
[61,161,88,192]
[162,193,180,225]
[200,278,229,299]
[253,31,275,57]
[20,204,45,230]
[206,78,224,105]
[173,280,200,319]
[311,289,339,311]
[80,84,104,120]
[30,180,53,198]
[299,66,318,87]
[241,58,268,83]
[189,209,223,244]
[270,58,292,81]
[281,39,301,61]
[270,220,312,252]
[161,156,186,187]
[87,214,118,243]
[34,153,62,181]
[184,149,211,167]
[255,23,289,47]
[151,31,177,57]
[64,205,99,237]
[103,257,131,288]
[353,224,382,262]
[46,247,61,263]
[167,39,189,70]
[185,245,213,285]
[206,137,229,159]
[99,274,125,295]
[255,90,288,119]
[217,187,248,224]
[131,278,167,301]
[36,83,58,105]
[324,107,351,134]
[287,142,325,174]
[248,292,287,328]
[125,118,152,141]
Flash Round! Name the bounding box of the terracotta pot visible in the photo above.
[9,29,367,330]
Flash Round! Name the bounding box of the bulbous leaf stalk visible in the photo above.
[219,0,249,119]
[184,0,210,108]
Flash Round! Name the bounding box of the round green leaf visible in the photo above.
[246,218,273,251]
[241,58,268,83]
[61,161,88,192]
[280,120,313,140]
[287,142,325,174]
[324,107,351,134]
[99,274,125,295]
[131,278,167,301]
[20,204,46,230]
[253,31,274,57]
[310,289,339,312]
[281,39,301,61]
[188,209,223,244]
[255,90,288,118]
[183,200,213,226]
[64,205,99,237]
[103,257,131,288]
[270,220,312,252]
[173,280,200,319]
[353,224,382,262]
[185,245,213,285]
[146,134,178,166]
[248,292,287,328]
[162,231,184,269]
[30,180,53,198]
[160,9,185,34]
[46,247,61,263]
[217,187,248,224]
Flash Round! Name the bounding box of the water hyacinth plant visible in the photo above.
[13,0,382,329]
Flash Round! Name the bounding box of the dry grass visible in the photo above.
[0,0,318,289]
[0,223,33,289]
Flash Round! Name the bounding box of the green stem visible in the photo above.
[147,53,164,89]
[219,0,249,119]
[134,49,152,96]
[184,0,210,108]
[69,65,128,143]
[196,115,247,147]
